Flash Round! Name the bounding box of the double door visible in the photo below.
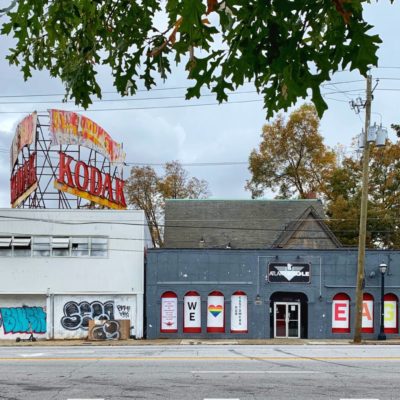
[274,302,300,338]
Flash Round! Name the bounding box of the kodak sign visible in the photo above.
[55,152,126,210]
[10,153,38,208]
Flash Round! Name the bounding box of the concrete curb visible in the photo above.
[1,338,400,346]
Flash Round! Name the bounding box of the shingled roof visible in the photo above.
[163,199,341,249]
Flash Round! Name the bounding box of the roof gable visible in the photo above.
[272,206,342,249]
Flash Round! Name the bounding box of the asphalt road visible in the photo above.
[0,344,399,400]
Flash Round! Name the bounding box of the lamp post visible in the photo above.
[378,262,387,341]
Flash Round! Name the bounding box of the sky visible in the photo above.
[0,2,399,208]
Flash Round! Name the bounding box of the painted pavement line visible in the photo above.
[340,398,379,400]
[192,370,322,374]
[19,353,44,358]
[0,355,399,361]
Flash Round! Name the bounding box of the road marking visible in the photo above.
[204,398,240,400]
[340,398,379,400]
[0,356,399,362]
[67,398,104,400]
[19,353,45,358]
[192,370,322,374]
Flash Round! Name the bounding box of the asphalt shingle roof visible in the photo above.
[164,199,339,249]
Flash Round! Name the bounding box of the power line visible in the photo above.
[0,79,368,100]
[0,90,259,105]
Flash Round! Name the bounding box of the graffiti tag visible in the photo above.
[0,306,46,334]
[61,300,114,331]
[90,320,120,340]
[116,305,130,319]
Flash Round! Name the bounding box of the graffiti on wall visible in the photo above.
[0,306,46,334]
[116,305,130,319]
[89,320,121,340]
[61,300,114,330]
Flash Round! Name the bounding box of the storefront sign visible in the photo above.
[332,296,350,333]
[207,292,224,333]
[161,292,178,333]
[361,295,374,333]
[55,152,126,210]
[267,262,311,283]
[10,112,37,171]
[10,153,37,208]
[231,292,248,333]
[49,109,126,165]
[384,294,398,333]
[183,292,201,333]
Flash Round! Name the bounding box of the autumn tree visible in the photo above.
[246,104,336,199]
[125,161,210,247]
[0,0,386,117]
[326,141,400,249]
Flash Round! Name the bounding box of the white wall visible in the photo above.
[0,209,147,294]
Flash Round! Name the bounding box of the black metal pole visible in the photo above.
[378,271,386,340]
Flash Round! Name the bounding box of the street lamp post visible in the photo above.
[378,262,387,341]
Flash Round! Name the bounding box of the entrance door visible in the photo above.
[274,302,300,338]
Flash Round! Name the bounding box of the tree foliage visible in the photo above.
[246,104,336,199]
[326,142,400,248]
[0,0,386,117]
[125,161,210,247]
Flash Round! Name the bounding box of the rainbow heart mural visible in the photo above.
[208,304,223,317]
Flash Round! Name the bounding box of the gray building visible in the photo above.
[146,200,399,339]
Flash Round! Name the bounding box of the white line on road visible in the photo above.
[340,398,379,400]
[19,353,45,358]
[193,370,322,374]
[204,398,240,400]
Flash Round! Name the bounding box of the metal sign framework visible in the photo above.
[13,113,124,209]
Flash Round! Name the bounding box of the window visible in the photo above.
[52,237,70,257]
[91,237,108,257]
[71,237,89,257]
[0,237,12,257]
[12,237,31,257]
[0,235,108,258]
[33,236,51,257]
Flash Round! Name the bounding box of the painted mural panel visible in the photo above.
[183,292,201,333]
[160,292,178,333]
[53,295,136,339]
[0,295,47,340]
[231,292,248,333]
[332,293,350,333]
[207,291,225,333]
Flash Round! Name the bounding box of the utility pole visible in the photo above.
[353,75,372,343]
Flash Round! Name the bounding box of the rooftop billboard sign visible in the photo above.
[9,110,126,210]
[49,109,126,166]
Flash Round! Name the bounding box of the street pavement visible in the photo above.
[0,344,399,399]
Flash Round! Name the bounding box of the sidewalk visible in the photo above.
[1,338,400,346]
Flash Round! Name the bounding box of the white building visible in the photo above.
[0,209,151,340]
